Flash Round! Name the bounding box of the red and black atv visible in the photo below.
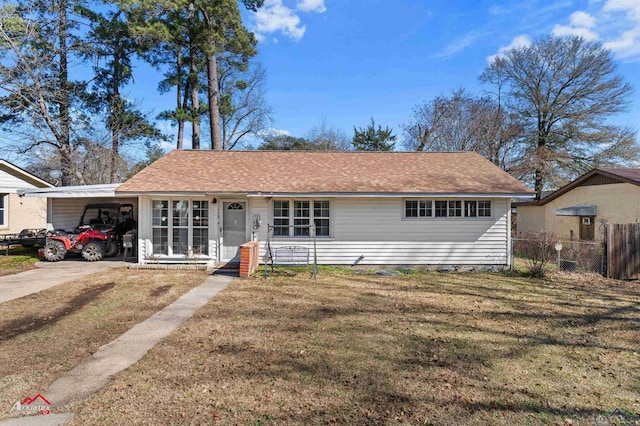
[42,203,136,262]
[43,225,117,262]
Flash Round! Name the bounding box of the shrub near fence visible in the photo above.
[512,232,556,276]
[513,232,603,275]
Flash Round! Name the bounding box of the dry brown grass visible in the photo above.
[63,268,640,425]
[0,268,207,420]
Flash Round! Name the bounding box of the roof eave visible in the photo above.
[0,160,54,188]
[19,183,121,198]
[535,168,640,206]
[115,190,535,198]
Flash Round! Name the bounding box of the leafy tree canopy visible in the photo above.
[352,117,396,151]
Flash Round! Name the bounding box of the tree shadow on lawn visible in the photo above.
[0,282,115,342]
[272,274,639,350]
[223,274,638,422]
[97,272,638,425]
[202,315,619,425]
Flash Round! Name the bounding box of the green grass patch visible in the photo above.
[0,246,40,276]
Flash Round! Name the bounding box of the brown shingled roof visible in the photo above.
[117,150,533,195]
[599,168,640,184]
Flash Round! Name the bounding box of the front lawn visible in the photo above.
[0,268,207,420]
[68,269,640,425]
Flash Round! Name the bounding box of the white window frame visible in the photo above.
[478,200,492,217]
[0,194,7,228]
[404,198,493,220]
[151,198,210,257]
[272,199,331,238]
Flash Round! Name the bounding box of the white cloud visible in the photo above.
[432,29,495,59]
[600,0,640,60]
[260,127,291,137]
[297,0,326,13]
[570,11,596,28]
[159,140,176,152]
[603,0,640,20]
[254,0,306,41]
[552,24,599,40]
[486,35,532,63]
[604,26,640,58]
[252,0,327,42]
[551,10,599,41]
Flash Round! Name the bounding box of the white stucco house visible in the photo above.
[22,150,534,267]
[0,160,52,234]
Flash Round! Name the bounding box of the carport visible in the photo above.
[18,183,139,234]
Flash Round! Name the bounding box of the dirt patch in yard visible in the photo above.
[0,268,207,420]
[68,269,640,425]
[150,284,173,297]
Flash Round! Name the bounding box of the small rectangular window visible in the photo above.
[314,201,330,237]
[152,200,169,255]
[419,200,432,217]
[435,201,448,217]
[172,200,189,254]
[274,200,331,238]
[465,201,477,217]
[448,200,462,217]
[0,194,6,226]
[294,201,310,237]
[405,200,418,218]
[273,200,289,236]
[192,201,208,255]
[478,200,492,217]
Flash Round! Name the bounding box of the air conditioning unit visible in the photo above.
[582,217,592,225]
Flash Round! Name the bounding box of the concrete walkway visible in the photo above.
[0,260,127,304]
[0,273,234,425]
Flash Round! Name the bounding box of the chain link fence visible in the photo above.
[513,232,604,274]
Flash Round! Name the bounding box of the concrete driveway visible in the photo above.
[0,260,127,304]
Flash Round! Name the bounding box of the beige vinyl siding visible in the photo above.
[50,197,138,231]
[263,197,509,265]
[0,169,40,192]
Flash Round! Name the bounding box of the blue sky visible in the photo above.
[140,0,640,150]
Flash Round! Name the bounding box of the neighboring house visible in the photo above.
[516,168,640,241]
[0,160,52,234]
[112,150,533,267]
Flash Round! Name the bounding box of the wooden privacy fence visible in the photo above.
[605,223,640,280]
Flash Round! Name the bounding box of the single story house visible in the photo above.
[0,160,52,234]
[516,168,640,241]
[110,150,533,267]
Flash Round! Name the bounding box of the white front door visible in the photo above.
[221,202,246,262]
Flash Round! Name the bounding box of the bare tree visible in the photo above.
[480,35,638,200]
[217,59,272,150]
[402,89,525,171]
[306,117,350,151]
[26,139,129,186]
[0,1,82,185]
